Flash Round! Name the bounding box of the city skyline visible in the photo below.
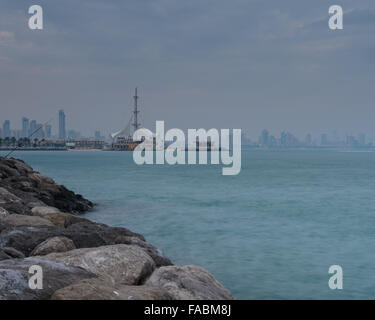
[1,1,375,139]
[0,109,373,148]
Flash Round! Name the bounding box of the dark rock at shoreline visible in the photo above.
[0,249,11,261]
[0,157,93,214]
[0,257,95,300]
[2,247,25,259]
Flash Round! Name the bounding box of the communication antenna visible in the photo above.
[133,87,140,133]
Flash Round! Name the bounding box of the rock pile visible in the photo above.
[0,157,234,300]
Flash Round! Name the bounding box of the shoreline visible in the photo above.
[0,157,234,300]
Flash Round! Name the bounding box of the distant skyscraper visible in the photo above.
[95,131,101,139]
[59,109,66,139]
[259,129,269,147]
[29,120,37,137]
[358,133,366,146]
[22,117,29,138]
[35,123,44,139]
[305,133,312,146]
[321,134,328,146]
[3,120,10,138]
[45,124,52,138]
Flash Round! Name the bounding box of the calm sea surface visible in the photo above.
[2,149,375,299]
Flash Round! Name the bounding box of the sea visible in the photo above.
[2,149,375,299]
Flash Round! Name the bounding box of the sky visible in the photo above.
[0,0,375,140]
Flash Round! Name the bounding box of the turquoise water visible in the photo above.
[2,150,375,299]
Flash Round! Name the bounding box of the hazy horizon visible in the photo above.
[1,0,375,140]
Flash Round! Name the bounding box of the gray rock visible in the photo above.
[0,257,95,300]
[0,222,144,256]
[0,187,21,204]
[0,214,54,227]
[26,201,48,209]
[2,247,25,258]
[32,206,78,227]
[0,201,31,216]
[31,206,61,215]
[31,236,76,256]
[146,265,235,300]
[62,221,145,248]
[38,244,155,285]
[0,249,11,261]
[0,226,65,256]
[0,207,9,218]
[0,158,93,213]
[51,277,173,300]
[114,235,172,267]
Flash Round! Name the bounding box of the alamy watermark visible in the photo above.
[132,121,242,176]
[328,265,343,290]
[28,265,43,290]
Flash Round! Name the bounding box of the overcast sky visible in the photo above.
[0,0,375,140]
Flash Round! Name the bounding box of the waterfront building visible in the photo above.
[22,117,29,138]
[35,123,44,139]
[65,138,105,150]
[59,109,66,139]
[321,134,328,146]
[358,133,366,146]
[45,124,52,138]
[29,120,37,136]
[95,131,102,140]
[3,120,10,138]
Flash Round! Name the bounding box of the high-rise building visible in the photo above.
[358,133,366,146]
[321,134,328,146]
[59,109,66,139]
[305,133,312,146]
[45,124,52,138]
[29,120,37,137]
[3,120,11,138]
[95,131,101,140]
[35,123,44,139]
[22,117,29,138]
[259,129,269,147]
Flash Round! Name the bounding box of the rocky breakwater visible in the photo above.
[0,157,234,300]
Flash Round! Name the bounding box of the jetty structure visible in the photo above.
[110,88,144,151]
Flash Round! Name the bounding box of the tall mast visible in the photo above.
[133,87,140,132]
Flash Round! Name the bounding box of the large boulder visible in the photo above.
[31,206,81,227]
[0,187,21,204]
[0,226,65,256]
[0,249,11,261]
[30,236,76,256]
[38,244,155,285]
[0,214,54,227]
[114,235,172,267]
[0,257,95,300]
[62,221,145,248]
[2,247,25,259]
[0,222,145,257]
[146,265,235,300]
[51,277,173,300]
